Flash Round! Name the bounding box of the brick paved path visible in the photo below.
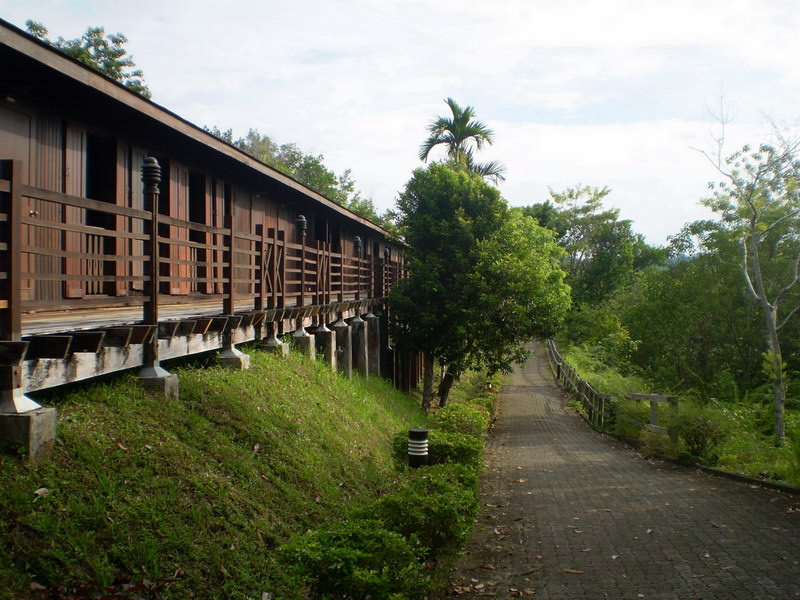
[448,344,800,600]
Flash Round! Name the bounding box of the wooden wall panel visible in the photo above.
[32,115,62,301]
[169,162,190,295]
[114,141,129,296]
[64,125,86,298]
[0,105,34,301]
[233,185,252,297]
[130,148,145,291]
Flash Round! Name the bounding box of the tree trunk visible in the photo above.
[437,368,459,408]
[422,353,434,411]
[765,311,786,445]
[747,234,786,445]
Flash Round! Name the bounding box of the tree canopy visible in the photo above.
[26,20,151,98]
[524,186,667,306]
[390,164,570,409]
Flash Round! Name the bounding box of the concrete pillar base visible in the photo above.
[293,329,316,360]
[138,365,180,399]
[0,406,57,463]
[332,317,353,378]
[218,346,251,370]
[314,326,337,370]
[350,314,368,376]
[365,312,381,377]
[262,340,289,357]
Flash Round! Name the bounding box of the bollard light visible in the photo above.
[407,428,429,468]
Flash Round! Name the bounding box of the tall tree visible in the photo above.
[418,98,505,183]
[704,140,800,444]
[26,20,151,98]
[390,164,569,409]
[528,186,649,305]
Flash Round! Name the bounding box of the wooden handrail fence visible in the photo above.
[546,339,614,430]
[546,340,679,434]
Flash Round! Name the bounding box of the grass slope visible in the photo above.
[0,349,427,599]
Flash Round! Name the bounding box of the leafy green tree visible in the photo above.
[390,164,569,409]
[703,141,800,444]
[419,98,505,183]
[527,186,661,305]
[26,20,151,98]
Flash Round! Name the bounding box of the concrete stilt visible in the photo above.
[350,313,368,376]
[138,364,180,398]
[293,326,316,360]
[364,310,381,377]
[261,321,289,357]
[0,406,57,463]
[314,321,337,370]
[218,345,251,370]
[332,315,353,378]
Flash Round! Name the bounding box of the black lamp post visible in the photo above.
[296,214,307,330]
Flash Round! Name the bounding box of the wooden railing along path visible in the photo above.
[546,340,677,433]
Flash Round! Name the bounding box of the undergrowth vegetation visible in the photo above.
[558,342,800,488]
[0,351,495,599]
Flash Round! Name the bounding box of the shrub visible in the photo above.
[430,404,489,437]
[277,518,429,600]
[392,430,483,469]
[361,464,479,555]
[612,399,647,443]
[467,394,496,417]
[666,402,729,464]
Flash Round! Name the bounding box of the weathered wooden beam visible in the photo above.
[192,318,213,335]
[176,320,196,337]
[224,315,243,332]
[157,321,180,339]
[128,325,155,345]
[70,332,106,353]
[0,341,28,364]
[208,317,229,333]
[25,336,72,359]
[102,327,133,347]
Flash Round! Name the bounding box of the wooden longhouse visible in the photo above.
[0,19,420,457]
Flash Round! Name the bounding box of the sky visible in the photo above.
[3,0,799,244]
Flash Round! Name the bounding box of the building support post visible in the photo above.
[293,317,315,359]
[364,307,380,377]
[261,320,289,357]
[314,317,336,370]
[0,342,56,463]
[332,314,352,378]
[350,312,368,376]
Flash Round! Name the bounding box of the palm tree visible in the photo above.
[419,97,505,183]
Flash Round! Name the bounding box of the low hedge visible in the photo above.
[392,430,483,469]
[277,518,430,600]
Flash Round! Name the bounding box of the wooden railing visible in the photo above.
[546,339,614,430]
[0,159,403,340]
[546,340,680,435]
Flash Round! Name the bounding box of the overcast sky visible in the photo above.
[3,0,799,244]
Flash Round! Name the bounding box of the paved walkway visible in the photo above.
[448,344,800,600]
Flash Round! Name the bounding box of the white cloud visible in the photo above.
[3,0,799,245]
